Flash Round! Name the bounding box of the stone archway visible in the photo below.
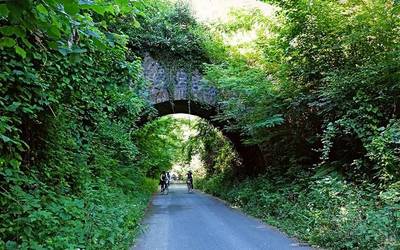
[142,54,265,177]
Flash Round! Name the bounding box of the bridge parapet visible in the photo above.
[142,54,217,106]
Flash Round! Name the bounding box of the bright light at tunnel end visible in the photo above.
[180,0,275,23]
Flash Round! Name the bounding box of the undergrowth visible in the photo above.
[197,173,400,249]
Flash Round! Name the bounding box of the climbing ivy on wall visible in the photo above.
[121,0,209,67]
[118,0,218,105]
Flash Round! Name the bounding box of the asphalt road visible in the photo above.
[132,184,312,250]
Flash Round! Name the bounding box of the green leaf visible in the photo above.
[84,29,101,39]
[71,47,87,54]
[0,37,15,48]
[48,25,61,38]
[58,46,71,56]
[83,4,114,15]
[0,26,23,37]
[133,20,141,28]
[6,102,21,112]
[9,159,20,168]
[21,37,32,48]
[15,46,26,58]
[116,0,129,6]
[0,4,9,17]
[36,4,48,16]
[68,53,82,63]
[61,0,79,15]
[116,0,130,12]
[0,134,13,143]
[48,41,58,49]
[5,241,18,250]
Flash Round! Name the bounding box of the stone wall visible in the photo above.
[142,54,217,106]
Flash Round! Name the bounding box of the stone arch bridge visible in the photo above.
[142,54,264,176]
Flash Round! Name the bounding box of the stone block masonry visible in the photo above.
[142,54,217,106]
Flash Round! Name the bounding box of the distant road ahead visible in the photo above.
[132,184,312,250]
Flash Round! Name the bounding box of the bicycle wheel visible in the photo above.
[160,183,166,194]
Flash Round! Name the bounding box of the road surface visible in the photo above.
[132,184,312,250]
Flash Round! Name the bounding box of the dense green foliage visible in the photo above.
[134,116,188,177]
[184,119,238,177]
[0,0,208,247]
[197,172,400,249]
[199,0,400,199]
[204,0,400,183]
[2,0,400,248]
[117,0,212,67]
[0,0,178,248]
[194,0,400,249]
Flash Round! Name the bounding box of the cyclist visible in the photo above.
[166,171,171,187]
[160,171,167,193]
[186,170,193,192]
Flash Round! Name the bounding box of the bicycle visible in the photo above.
[186,180,193,193]
[161,181,169,195]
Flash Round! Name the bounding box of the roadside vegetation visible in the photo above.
[193,0,400,249]
[0,0,193,248]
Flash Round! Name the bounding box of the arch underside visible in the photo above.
[153,100,265,177]
[142,54,265,176]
